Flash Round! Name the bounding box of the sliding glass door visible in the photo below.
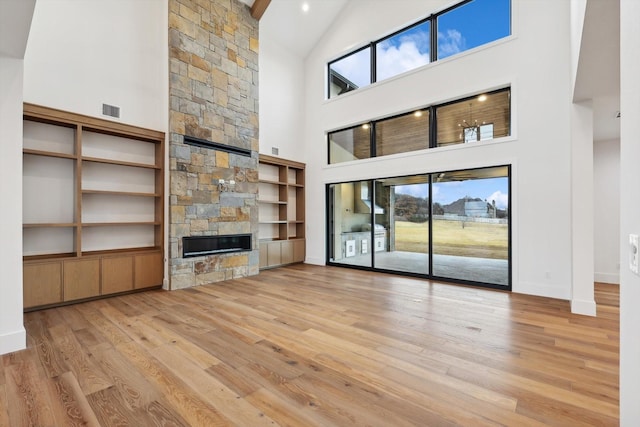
[328,181,373,268]
[431,166,510,286]
[327,166,510,289]
[373,176,430,275]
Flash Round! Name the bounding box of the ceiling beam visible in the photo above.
[250,0,271,20]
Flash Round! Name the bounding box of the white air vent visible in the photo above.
[271,146,279,155]
[102,103,120,118]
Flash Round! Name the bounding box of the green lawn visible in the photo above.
[394,219,508,260]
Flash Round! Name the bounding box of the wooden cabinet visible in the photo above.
[134,252,164,289]
[22,103,165,310]
[102,256,134,295]
[23,263,62,308]
[63,259,100,302]
[258,154,305,269]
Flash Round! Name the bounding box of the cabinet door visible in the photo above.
[259,242,269,268]
[293,239,305,263]
[24,262,63,308]
[102,256,134,295]
[281,241,294,265]
[267,241,281,267]
[134,252,163,289]
[64,259,100,301]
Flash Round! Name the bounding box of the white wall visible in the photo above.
[620,0,640,424]
[0,58,27,354]
[23,0,170,287]
[23,0,168,132]
[0,0,36,355]
[302,0,576,300]
[593,139,620,284]
[258,38,305,160]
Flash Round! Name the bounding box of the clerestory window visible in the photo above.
[327,0,511,99]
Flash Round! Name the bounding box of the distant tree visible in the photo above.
[395,194,418,218]
[432,202,444,215]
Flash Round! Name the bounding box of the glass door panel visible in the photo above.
[431,166,510,286]
[328,181,372,268]
[373,176,429,274]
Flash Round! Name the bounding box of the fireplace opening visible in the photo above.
[183,234,252,258]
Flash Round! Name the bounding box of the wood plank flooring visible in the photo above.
[1,265,619,426]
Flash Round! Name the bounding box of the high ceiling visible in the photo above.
[0,0,36,58]
[249,0,620,141]
[4,0,620,141]
[242,0,348,58]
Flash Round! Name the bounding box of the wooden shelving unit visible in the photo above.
[22,103,165,310]
[258,154,305,269]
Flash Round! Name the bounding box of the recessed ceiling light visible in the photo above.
[478,94,488,102]
[301,2,310,13]
[414,110,423,117]
[362,123,370,130]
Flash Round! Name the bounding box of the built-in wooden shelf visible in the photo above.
[23,149,77,160]
[23,223,77,228]
[81,189,161,197]
[258,154,305,269]
[22,103,165,311]
[81,221,162,227]
[82,156,160,169]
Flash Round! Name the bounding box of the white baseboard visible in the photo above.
[304,257,324,266]
[594,272,620,284]
[0,327,26,355]
[513,281,571,300]
[571,298,597,316]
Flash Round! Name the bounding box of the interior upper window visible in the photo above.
[375,110,429,157]
[328,124,372,164]
[436,88,510,147]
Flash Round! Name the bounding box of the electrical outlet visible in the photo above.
[630,234,639,274]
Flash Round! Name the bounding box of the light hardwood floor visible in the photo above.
[1,265,619,426]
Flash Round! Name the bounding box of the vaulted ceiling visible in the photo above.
[242,0,348,58]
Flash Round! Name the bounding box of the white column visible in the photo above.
[620,0,640,424]
[0,57,26,354]
[570,100,596,316]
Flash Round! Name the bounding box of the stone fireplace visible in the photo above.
[168,0,259,290]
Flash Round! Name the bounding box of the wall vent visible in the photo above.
[102,103,120,118]
[271,146,279,155]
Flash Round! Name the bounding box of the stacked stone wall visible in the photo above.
[168,0,259,289]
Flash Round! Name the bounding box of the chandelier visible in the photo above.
[458,99,488,142]
[458,103,480,142]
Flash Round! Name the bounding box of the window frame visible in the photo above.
[325,164,512,290]
[327,44,374,99]
[327,122,374,165]
[327,0,511,99]
[326,87,511,164]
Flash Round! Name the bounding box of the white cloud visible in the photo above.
[437,29,466,58]
[376,29,430,80]
[395,184,428,198]
[376,39,430,80]
[487,190,508,210]
[331,49,371,88]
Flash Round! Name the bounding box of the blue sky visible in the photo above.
[438,0,511,59]
[395,177,509,209]
[331,0,510,86]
